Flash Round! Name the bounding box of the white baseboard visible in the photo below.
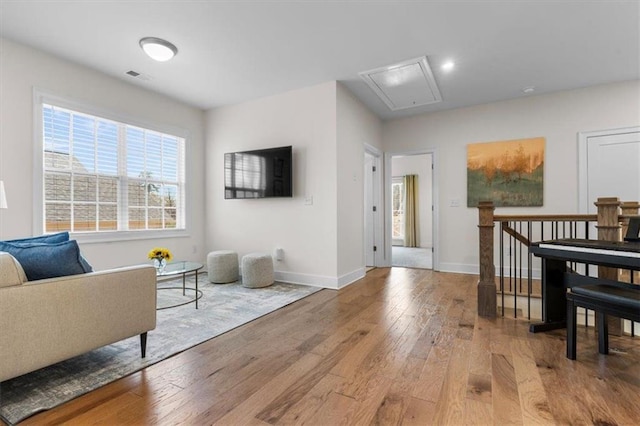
[337,268,366,289]
[437,262,479,275]
[433,262,541,279]
[274,267,365,290]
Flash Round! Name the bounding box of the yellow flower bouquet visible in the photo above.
[148,247,173,261]
[148,247,172,272]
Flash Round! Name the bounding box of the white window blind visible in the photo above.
[42,104,185,234]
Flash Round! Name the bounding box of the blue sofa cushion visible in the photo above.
[5,232,70,245]
[1,232,93,274]
[78,254,93,273]
[0,240,87,281]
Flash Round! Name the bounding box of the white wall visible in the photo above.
[205,82,382,288]
[382,80,640,274]
[206,82,340,286]
[0,38,206,270]
[391,154,433,248]
[336,83,383,279]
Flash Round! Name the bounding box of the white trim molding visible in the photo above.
[364,143,385,268]
[437,262,541,280]
[275,267,366,290]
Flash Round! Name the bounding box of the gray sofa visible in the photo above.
[0,252,157,382]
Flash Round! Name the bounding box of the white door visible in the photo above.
[581,128,640,213]
[364,152,376,267]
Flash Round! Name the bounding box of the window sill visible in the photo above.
[71,229,190,244]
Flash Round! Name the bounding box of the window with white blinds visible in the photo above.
[42,104,185,234]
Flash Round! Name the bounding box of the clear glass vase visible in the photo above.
[153,258,167,273]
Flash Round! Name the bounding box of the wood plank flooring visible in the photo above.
[14,268,640,425]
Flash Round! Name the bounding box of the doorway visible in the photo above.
[388,152,435,269]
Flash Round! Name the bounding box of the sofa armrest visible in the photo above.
[0,265,157,382]
[0,251,27,288]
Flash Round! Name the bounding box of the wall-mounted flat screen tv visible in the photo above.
[224,146,293,199]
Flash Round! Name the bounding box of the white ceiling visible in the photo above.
[1,1,638,120]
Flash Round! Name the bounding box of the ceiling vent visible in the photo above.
[359,56,442,111]
[125,70,152,81]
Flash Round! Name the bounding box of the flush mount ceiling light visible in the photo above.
[522,86,536,94]
[139,37,178,62]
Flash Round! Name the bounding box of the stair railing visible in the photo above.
[478,197,639,327]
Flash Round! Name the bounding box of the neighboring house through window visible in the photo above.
[39,101,186,237]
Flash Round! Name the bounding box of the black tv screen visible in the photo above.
[224,146,293,199]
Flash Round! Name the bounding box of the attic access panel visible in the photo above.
[359,56,442,111]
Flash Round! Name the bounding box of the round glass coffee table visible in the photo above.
[156,261,204,310]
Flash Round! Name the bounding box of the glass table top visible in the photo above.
[156,261,203,277]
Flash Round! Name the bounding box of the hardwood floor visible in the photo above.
[16,268,640,425]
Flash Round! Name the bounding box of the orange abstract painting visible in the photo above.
[467,137,545,207]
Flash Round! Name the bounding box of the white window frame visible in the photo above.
[391,176,405,245]
[33,89,191,243]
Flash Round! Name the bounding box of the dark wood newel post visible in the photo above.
[595,197,622,335]
[478,201,497,318]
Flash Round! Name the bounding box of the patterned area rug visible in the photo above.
[0,274,320,425]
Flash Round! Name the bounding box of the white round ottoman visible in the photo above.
[241,253,274,288]
[207,250,239,283]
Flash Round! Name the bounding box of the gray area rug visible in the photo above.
[0,273,320,425]
[392,246,433,269]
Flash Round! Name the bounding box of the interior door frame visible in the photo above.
[577,126,640,213]
[384,148,439,270]
[364,143,384,267]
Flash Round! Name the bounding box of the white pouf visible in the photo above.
[241,253,274,288]
[207,250,239,284]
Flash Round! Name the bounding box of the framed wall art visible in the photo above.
[467,137,545,207]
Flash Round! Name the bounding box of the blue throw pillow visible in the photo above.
[5,232,69,244]
[0,240,87,281]
[78,254,93,273]
[1,232,93,274]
